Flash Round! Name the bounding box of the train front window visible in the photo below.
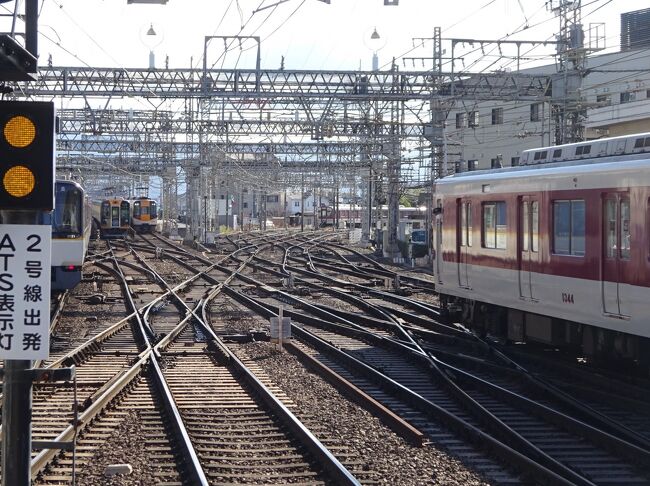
[53,185,82,236]
[101,201,110,225]
[133,201,141,218]
[150,201,157,218]
[121,202,130,225]
[142,204,150,216]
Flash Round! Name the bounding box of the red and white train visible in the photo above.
[433,132,650,365]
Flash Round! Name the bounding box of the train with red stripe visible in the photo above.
[433,132,650,366]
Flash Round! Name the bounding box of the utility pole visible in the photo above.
[301,172,305,232]
[549,0,589,144]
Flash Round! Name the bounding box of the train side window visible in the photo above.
[461,202,467,247]
[621,199,630,259]
[531,201,539,252]
[467,203,472,247]
[553,200,585,256]
[646,198,650,259]
[522,202,529,251]
[461,202,473,247]
[482,201,506,249]
[605,199,617,258]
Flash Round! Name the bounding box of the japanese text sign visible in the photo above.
[0,224,51,359]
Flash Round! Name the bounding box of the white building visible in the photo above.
[449,44,650,170]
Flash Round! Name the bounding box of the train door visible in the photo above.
[518,197,539,300]
[434,198,443,284]
[456,199,471,288]
[602,194,630,317]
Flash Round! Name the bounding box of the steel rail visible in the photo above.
[111,250,210,485]
[148,238,600,484]
[279,249,650,449]
[133,236,361,486]
[222,286,576,486]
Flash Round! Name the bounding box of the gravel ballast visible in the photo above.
[235,341,492,486]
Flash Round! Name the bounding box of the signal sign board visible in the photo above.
[0,224,51,360]
[0,101,55,210]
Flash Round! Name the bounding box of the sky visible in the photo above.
[9,0,650,73]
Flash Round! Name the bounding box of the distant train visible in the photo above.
[93,198,131,238]
[52,180,92,290]
[130,196,158,233]
[433,132,650,365]
[92,196,159,237]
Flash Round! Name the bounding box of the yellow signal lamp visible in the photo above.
[3,165,36,197]
[0,101,56,210]
[4,115,36,148]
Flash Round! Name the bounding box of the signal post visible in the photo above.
[0,101,55,486]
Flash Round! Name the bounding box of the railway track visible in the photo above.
[23,234,365,485]
[186,231,650,486]
[4,229,648,485]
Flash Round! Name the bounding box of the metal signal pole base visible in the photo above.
[1,359,33,486]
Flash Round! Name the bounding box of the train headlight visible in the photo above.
[3,165,35,197]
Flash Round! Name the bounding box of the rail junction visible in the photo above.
[1,1,650,485]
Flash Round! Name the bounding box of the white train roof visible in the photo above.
[435,157,650,195]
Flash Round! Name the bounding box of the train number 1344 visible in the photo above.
[562,293,575,304]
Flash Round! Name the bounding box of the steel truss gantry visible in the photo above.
[15,65,552,241]
[28,66,549,100]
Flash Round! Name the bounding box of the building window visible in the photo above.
[620,91,636,104]
[511,156,520,166]
[647,89,650,99]
[491,108,503,125]
[482,201,507,249]
[455,113,466,129]
[490,157,503,168]
[266,195,279,203]
[596,94,611,105]
[553,200,585,256]
[530,103,541,122]
[468,111,479,128]
[243,202,248,208]
[294,201,300,207]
